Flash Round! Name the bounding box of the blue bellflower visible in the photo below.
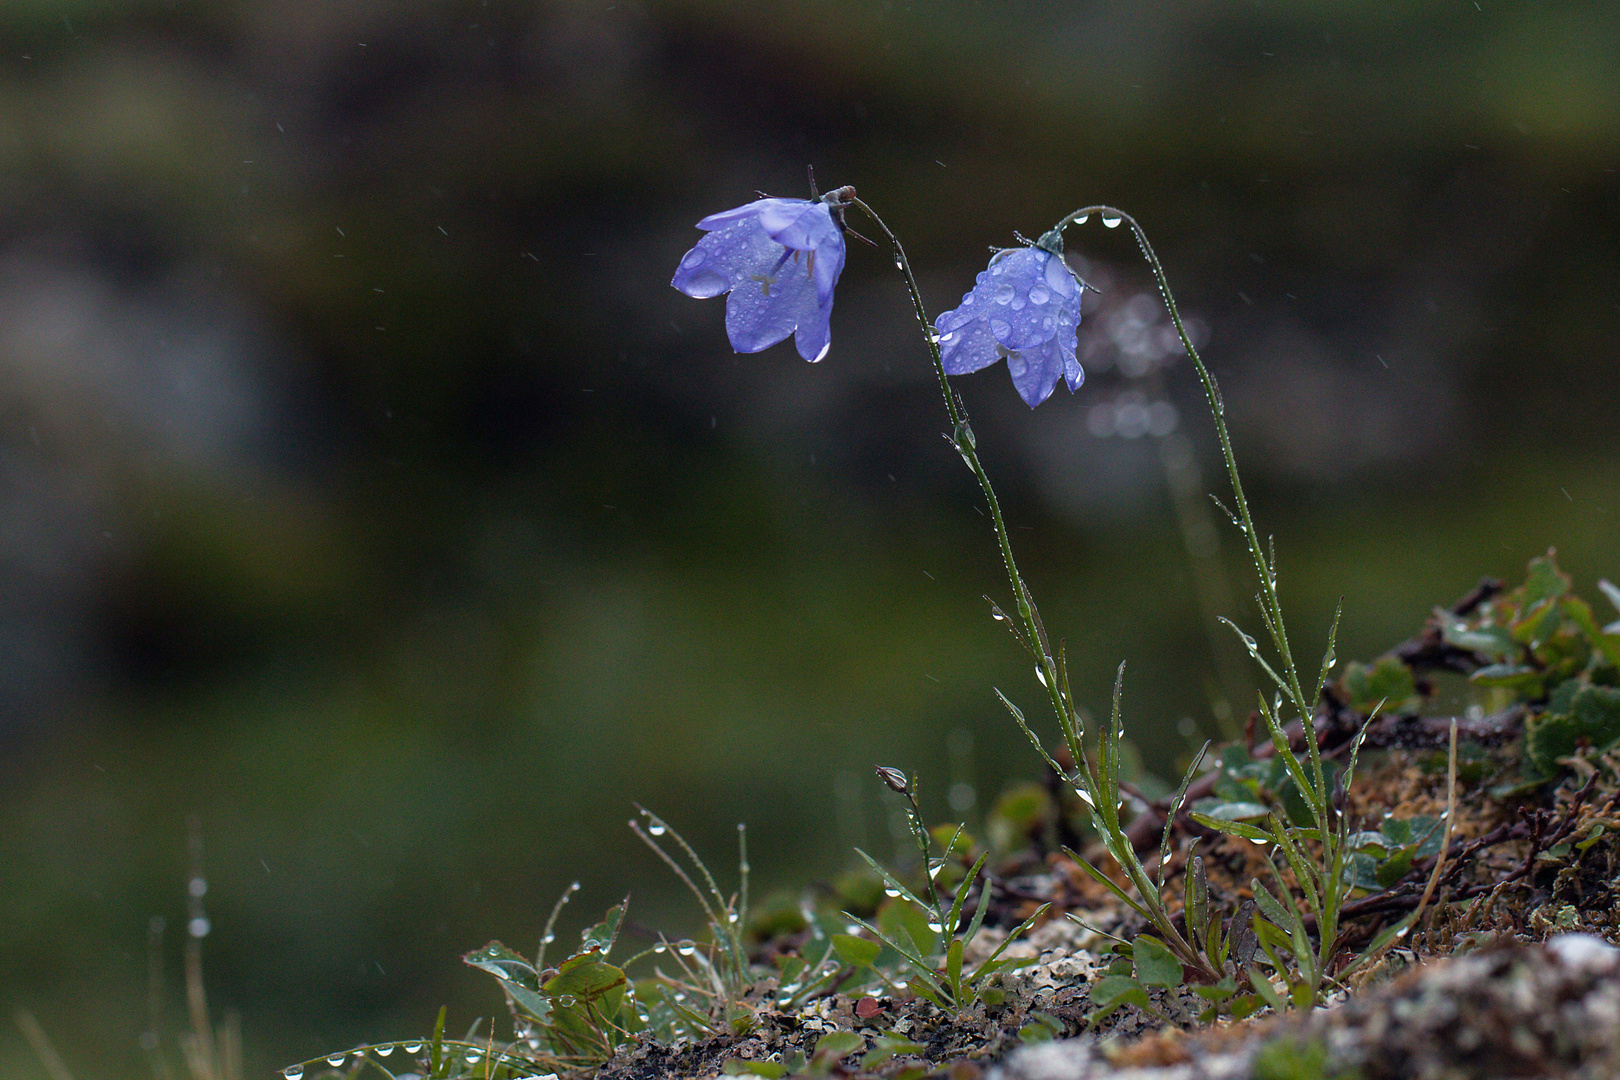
[672,197,847,363]
[934,242,1085,408]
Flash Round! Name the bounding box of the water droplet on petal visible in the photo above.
[990,318,1011,338]
[813,340,831,363]
[681,249,705,269]
[993,283,1015,304]
[1101,213,1123,228]
[282,1067,305,1080]
[1028,286,1049,304]
[961,293,975,305]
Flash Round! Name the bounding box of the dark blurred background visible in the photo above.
[2,0,1617,1075]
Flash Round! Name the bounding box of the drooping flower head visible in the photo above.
[934,231,1086,408]
[671,196,847,363]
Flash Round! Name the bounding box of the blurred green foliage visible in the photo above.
[1,1,1618,1077]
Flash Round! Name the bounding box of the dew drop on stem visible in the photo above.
[375,1045,395,1058]
[1101,212,1123,228]
[326,1055,347,1067]
[282,1068,304,1080]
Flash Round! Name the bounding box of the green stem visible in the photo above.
[1051,206,1325,812]
[847,197,1079,769]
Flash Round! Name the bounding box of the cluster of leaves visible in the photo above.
[721,1031,932,1080]
[1334,552,1620,790]
[1441,554,1620,786]
[841,769,1050,1017]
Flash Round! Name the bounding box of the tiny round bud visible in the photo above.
[874,766,910,795]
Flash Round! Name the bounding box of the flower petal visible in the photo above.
[1005,338,1068,409]
[722,241,823,354]
[671,228,746,298]
[674,197,846,360]
[792,301,834,363]
[938,317,1004,375]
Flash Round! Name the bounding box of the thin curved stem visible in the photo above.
[1053,205,1323,811]
[846,195,1080,766]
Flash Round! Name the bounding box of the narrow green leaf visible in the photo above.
[813,1032,864,1060]
[968,903,1050,984]
[945,937,964,1003]
[1159,743,1210,891]
[830,933,880,969]
[1131,934,1184,991]
[853,849,928,912]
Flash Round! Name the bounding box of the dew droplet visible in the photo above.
[326,1054,347,1067]
[991,610,1007,621]
[993,283,1015,305]
[401,1043,424,1054]
[375,1045,395,1058]
[1034,666,1049,688]
[926,921,943,934]
[581,937,601,950]
[1028,286,1049,304]
[557,994,577,1007]
[464,1050,483,1064]
[188,876,208,898]
[648,824,667,837]
[653,943,667,953]
[282,1067,305,1080]
[1074,214,1090,225]
[676,941,698,956]
[883,887,902,898]
[188,917,211,939]
[1101,213,1122,229]
[542,933,555,945]
[780,982,800,994]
